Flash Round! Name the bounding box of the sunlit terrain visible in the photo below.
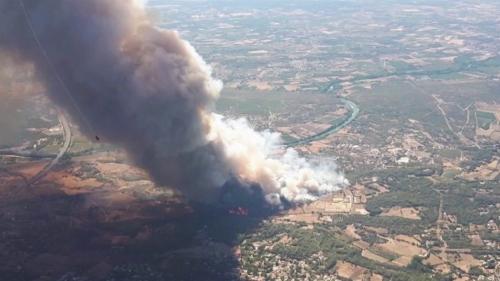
[0,1,499,281]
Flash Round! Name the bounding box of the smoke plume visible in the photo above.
[0,0,347,205]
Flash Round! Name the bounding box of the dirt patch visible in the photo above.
[335,261,368,281]
[475,103,500,142]
[365,182,389,195]
[365,226,389,235]
[434,263,451,274]
[46,172,103,195]
[451,253,482,273]
[391,255,412,267]
[370,274,384,281]
[462,158,499,181]
[345,224,361,240]
[381,207,421,220]
[353,240,370,250]
[248,80,273,91]
[15,161,48,178]
[276,213,320,224]
[335,261,383,281]
[95,161,146,179]
[394,235,421,246]
[284,83,299,92]
[305,141,331,154]
[469,234,484,246]
[376,238,426,257]
[424,254,445,266]
[277,235,292,245]
[476,102,500,120]
[361,249,390,264]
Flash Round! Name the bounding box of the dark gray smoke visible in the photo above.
[0,0,347,204]
[0,0,231,202]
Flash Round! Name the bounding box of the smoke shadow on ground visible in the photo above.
[0,181,274,281]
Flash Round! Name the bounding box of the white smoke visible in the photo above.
[208,114,349,204]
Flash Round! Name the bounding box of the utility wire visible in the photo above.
[17,0,96,138]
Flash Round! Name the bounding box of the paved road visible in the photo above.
[27,112,72,186]
[0,151,56,159]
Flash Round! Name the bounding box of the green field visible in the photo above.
[476,111,497,130]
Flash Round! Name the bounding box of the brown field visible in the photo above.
[370,274,384,281]
[476,102,500,120]
[335,261,383,281]
[434,263,451,274]
[95,161,148,181]
[345,224,361,240]
[248,80,273,91]
[394,235,421,246]
[462,158,499,181]
[451,253,482,273]
[13,161,49,179]
[424,254,446,267]
[361,249,390,264]
[469,234,484,246]
[476,125,500,141]
[335,261,369,281]
[376,238,426,258]
[275,213,320,224]
[381,207,421,220]
[391,256,413,267]
[353,240,370,250]
[305,141,331,154]
[364,226,389,235]
[45,170,102,193]
[365,183,389,194]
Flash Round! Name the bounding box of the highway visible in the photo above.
[27,111,72,186]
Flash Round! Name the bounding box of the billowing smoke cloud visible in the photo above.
[0,0,347,205]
